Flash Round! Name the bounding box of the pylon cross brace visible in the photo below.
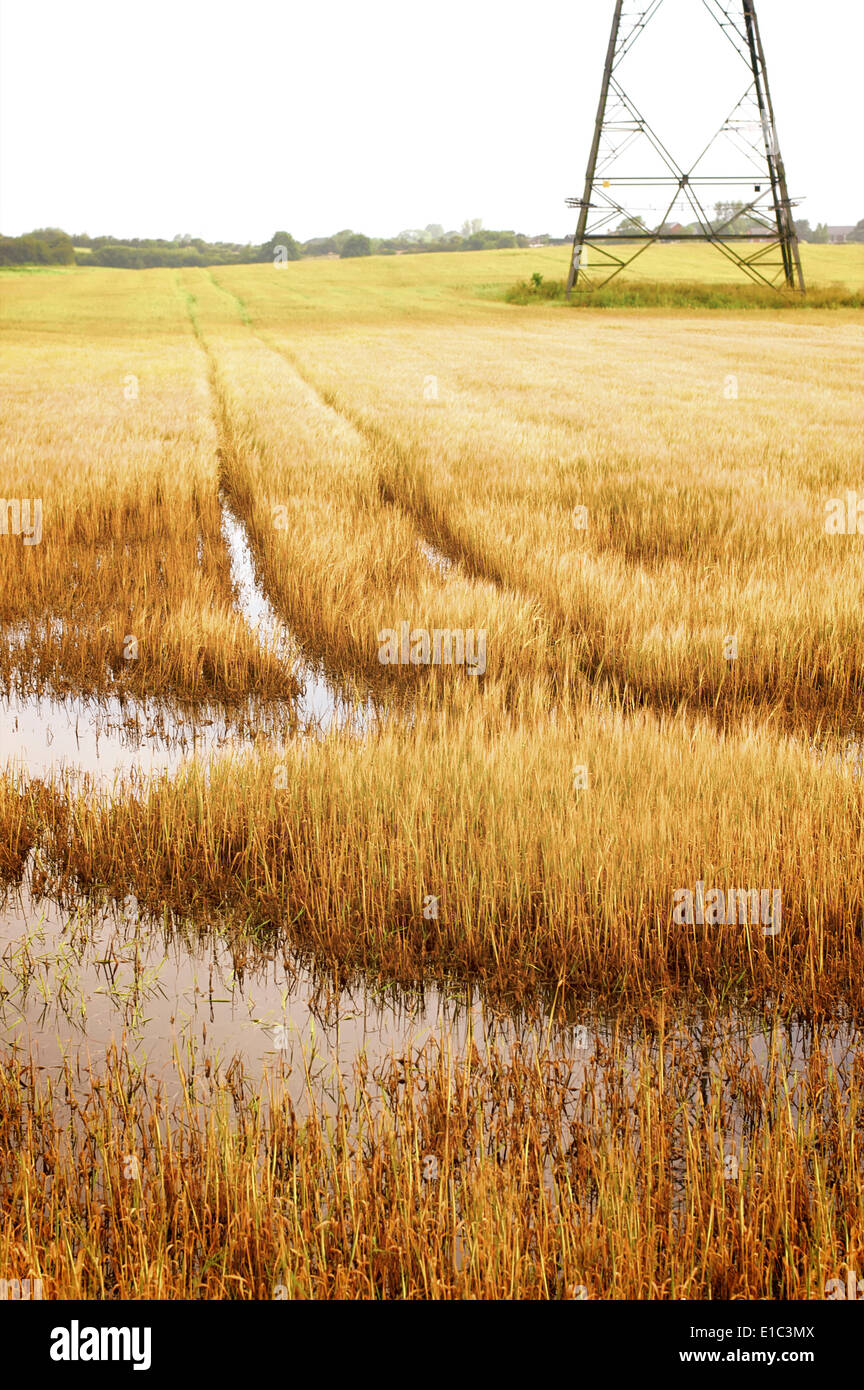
[566,0,805,294]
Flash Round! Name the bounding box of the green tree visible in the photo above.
[302,236,338,257]
[0,228,75,264]
[340,233,372,258]
[331,229,356,254]
[261,231,300,262]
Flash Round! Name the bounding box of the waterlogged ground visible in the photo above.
[0,496,860,1110]
[0,855,594,1111]
[1,852,859,1135]
[0,502,459,795]
[0,499,377,790]
[218,493,376,735]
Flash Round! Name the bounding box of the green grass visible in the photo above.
[0,264,75,276]
[506,276,864,310]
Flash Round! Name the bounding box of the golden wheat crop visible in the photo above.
[1,247,862,1301]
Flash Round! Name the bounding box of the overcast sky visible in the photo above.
[1,0,861,242]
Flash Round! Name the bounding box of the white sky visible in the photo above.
[0,0,861,242]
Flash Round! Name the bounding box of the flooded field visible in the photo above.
[0,499,377,792]
[0,853,591,1110]
[2,850,860,1121]
[2,259,863,1302]
[3,838,861,1301]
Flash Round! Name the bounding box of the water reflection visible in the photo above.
[1,855,858,1124]
[0,500,377,790]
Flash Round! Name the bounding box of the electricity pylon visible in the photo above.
[566,0,805,293]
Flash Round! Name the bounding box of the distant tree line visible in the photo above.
[795,219,864,244]
[2,212,861,268]
[290,221,565,258]
[0,227,75,264]
[796,220,830,243]
[365,220,550,255]
[613,207,864,244]
[76,232,301,268]
[0,220,566,267]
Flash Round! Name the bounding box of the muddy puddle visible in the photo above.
[0,499,378,790]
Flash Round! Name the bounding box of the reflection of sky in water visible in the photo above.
[0,865,589,1112]
[1,859,858,1129]
[0,498,376,790]
[219,493,374,737]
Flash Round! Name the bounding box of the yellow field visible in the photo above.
[1,246,863,1299]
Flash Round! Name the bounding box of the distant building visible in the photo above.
[827,226,855,244]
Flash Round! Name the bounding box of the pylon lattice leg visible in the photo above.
[566,0,805,295]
